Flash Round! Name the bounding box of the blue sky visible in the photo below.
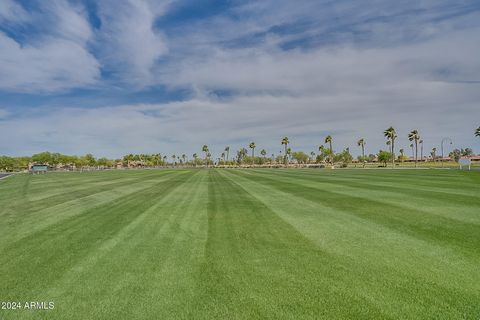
[0,0,479,158]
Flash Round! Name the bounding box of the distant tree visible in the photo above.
[310,151,315,163]
[249,142,256,164]
[450,148,474,163]
[182,154,186,165]
[475,127,480,137]
[192,153,198,166]
[260,149,267,163]
[202,145,209,167]
[357,138,366,167]
[449,149,462,163]
[335,149,353,167]
[408,129,420,167]
[384,126,397,167]
[377,150,392,167]
[398,148,407,163]
[281,137,289,165]
[324,135,333,164]
[237,148,248,164]
[292,151,309,164]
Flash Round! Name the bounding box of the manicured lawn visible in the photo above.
[0,169,479,319]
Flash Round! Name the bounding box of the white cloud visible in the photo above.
[96,0,170,86]
[0,83,478,158]
[0,0,29,23]
[0,1,99,92]
[0,32,99,92]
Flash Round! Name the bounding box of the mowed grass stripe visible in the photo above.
[232,169,480,255]
[256,168,480,197]
[249,169,480,206]
[220,169,480,318]
[247,169,480,225]
[0,171,179,249]
[195,170,391,319]
[39,170,209,320]
[0,170,174,218]
[1,169,479,319]
[0,171,195,303]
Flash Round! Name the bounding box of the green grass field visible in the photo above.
[0,169,479,319]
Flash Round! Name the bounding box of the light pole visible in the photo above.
[441,137,452,168]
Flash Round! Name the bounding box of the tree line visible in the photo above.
[1,126,479,171]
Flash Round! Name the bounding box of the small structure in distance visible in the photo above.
[30,163,48,173]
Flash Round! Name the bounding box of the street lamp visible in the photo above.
[441,137,452,168]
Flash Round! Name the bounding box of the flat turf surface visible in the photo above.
[0,169,479,319]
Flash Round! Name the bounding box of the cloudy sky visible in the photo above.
[1,0,479,158]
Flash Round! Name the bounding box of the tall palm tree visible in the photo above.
[384,127,397,167]
[193,153,198,167]
[408,129,420,167]
[310,151,315,163]
[163,155,167,166]
[249,142,256,164]
[475,127,480,137]
[410,144,414,159]
[202,145,209,167]
[399,148,405,162]
[357,138,366,167]
[224,146,230,162]
[182,154,186,166]
[431,148,437,162]
[281,137,289,165]
[221,152,225,162]
[172,154,176,167]
[325,135,333,164]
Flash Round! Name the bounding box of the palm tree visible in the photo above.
[475,127,480,137]
[202,145,209,167]
[192,153,198,167]
[224,146,230,162]
[260,149,267,163]
[325,135,333,164]
[310,151,315,163]
[408,129,420,167]
[384,127,397,167]
[287,148,292,162]
[172,154,177,167]
[162,155,167,166]
[357,138,366,167]
[281,137,289,166]
[249,142,256,165]
[221,152,225,163]
[410,144,414,159]
[431,148,437,162]
[182,154,186,166]
[399,148,405,162]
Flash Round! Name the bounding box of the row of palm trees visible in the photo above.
[196,126,479,168]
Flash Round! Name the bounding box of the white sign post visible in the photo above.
[459,158,471,170]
